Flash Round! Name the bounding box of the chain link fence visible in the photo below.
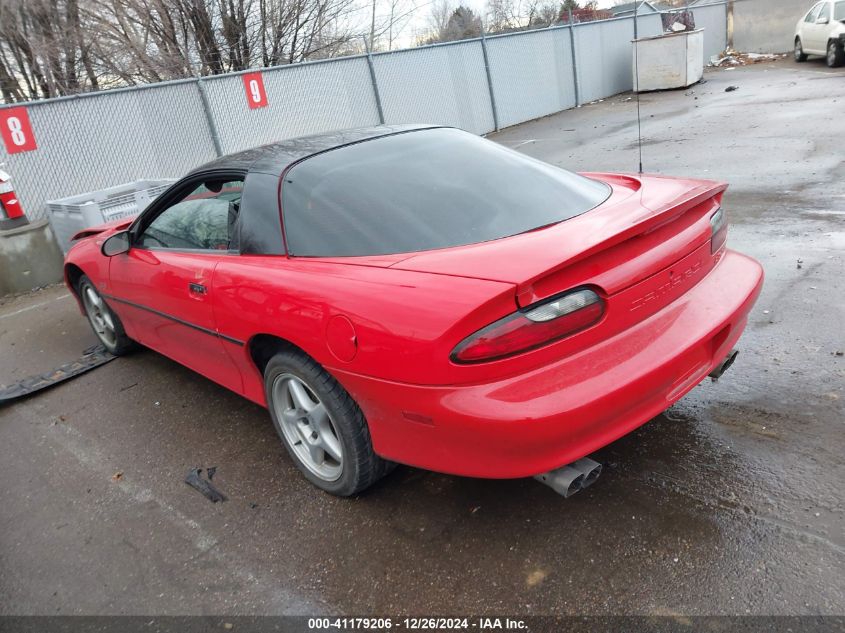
[0,11,685,224]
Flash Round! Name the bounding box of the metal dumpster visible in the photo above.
[633,29,705,92]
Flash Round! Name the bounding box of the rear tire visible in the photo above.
[794,38,808,62]
[827,40,844,68]
[264,349,394,496]
[77,275,136,356]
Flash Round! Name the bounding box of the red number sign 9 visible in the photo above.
[242,72,268,110]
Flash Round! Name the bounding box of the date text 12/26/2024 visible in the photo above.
[308,618,528,630]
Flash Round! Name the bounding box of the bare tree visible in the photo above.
[525,0,560,27]
[0,0,375,102]
[368,0,419,51]
[483,0,562,33]
[435,5,481,41]
[0,0,91,99]
[486,0,517,32]
[381,0,422,50]
[426,0,453,40]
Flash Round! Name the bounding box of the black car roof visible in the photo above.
[192,124,443,176]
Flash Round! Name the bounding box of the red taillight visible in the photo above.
[710,207,727,254]
[451,288,605,364]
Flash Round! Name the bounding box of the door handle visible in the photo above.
[188,282,207,295]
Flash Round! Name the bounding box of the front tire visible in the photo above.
[794,38,808,62]
[827,40,844,68]
[78,275,136,356]
[264,349,394,496]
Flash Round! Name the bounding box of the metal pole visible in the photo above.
[370,0,377,53]
[363,38,385,124]
[634,2,643,174]
[479,30,500,132]
[726,0,734,51]
[568,8,581,108]
[196,78,223,157]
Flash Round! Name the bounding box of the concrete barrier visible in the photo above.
[0,220,64,296]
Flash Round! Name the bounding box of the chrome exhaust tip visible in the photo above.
[569,457,603,489]
[534,466,585,498]
[709,349,739,382]
[534,457,602,497]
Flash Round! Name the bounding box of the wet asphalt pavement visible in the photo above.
[0,58,843,616]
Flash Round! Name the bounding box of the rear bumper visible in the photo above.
[334,249,764,479]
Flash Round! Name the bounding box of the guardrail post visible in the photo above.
[568,9,581,108]
[479,30,500,132]
[196,77,223,157]
[363,39,386,124]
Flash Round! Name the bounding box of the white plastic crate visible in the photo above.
[46,179,175,253]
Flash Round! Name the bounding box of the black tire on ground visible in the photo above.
[794,38,808,62]
[264,349,395,496]
[77,275,137,356]
[827,40,844,68]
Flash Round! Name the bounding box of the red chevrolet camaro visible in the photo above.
[64,125,763,496]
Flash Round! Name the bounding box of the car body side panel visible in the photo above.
[211,257,518,405]
[107,249,244,392]
[64,233,115,316]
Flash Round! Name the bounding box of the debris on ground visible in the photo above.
[0,344,116,405]
[0,283,65,308]
[710,50,785,68]
[207,466,217,480]
[111,471,123,482]
[725,86,739,93]
[185,467,227,503]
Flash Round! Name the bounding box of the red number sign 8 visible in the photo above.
[7,117,26,146]
[0,107,37,154]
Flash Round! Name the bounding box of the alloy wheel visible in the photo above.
[272,373,344,482]
[82,284,117,348]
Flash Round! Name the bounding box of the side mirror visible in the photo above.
[102,231,131,257]
[816,16,830,24]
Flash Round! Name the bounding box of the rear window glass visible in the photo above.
[835,1,845,20]
[281,128,610,257]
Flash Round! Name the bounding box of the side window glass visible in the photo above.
[818,3,830,20]
[806,3,822,21]
[139,180,243,251]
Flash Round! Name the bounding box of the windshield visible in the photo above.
[281,128,611,257]
[835,0,845,20]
